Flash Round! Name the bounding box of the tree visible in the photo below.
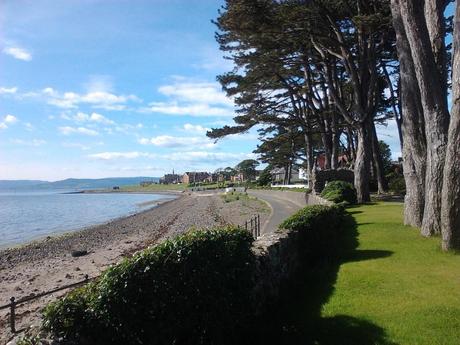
[441,3,460,250]
[391,0,460,250]
[235,159,260,181]
[257,166,272,186]
[209,0,395,202]
[379,141,393,176]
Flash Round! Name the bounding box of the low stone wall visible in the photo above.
[305,193,333,206]
[250,195,334,314]
[251,230,300,314]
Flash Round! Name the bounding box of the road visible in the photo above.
[248,190,306,234]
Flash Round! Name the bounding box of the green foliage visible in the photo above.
[222,191,249,203]
[279,204,345,259]
[387,172,406,195]
[43,227,255,345]
[257,166,272,186]
[235,159,260,181]
[378,140,393,175]
[322,203,460,345]
[321,181,357,204]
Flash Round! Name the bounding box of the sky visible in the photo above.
[0,0,401,181]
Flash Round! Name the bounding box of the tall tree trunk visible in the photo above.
[391,0,427,227]
[424,0,448,102]
[305,133,314,188]
[347,126,356,164]
[331,114,339,169]
[371,122,388,194]
[354,119,372,203]
[321,133,332,170]
[399,0,449,236]
[441,3,460,251]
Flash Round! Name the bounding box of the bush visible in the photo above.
[279,204,345,260]
[43,227,255,345]
[279,204,345,259]
[321,180,357,204]
[387,172,406,195]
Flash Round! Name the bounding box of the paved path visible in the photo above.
[248,190,306,234]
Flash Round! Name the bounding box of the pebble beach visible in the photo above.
[0,191,269,343]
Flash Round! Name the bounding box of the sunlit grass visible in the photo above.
[321,202,460,345]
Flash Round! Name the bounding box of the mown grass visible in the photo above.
[120,183,186,192]
[319,202,460,345]
[264,202,460,345]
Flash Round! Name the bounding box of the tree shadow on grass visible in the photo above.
[251,213,398,345]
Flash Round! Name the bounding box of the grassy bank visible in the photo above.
[281,202,460,344]
[119,184,186,192]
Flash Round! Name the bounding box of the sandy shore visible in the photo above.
[0,191,269,343]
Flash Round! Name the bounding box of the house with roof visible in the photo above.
[182,172,210,184]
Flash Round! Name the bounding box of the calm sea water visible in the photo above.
[0,190,175,249]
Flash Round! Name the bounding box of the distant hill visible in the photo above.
[0,177,160,191]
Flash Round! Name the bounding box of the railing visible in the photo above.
[2,216,262,335]
[243,214,261,239]
[0,274,94,334]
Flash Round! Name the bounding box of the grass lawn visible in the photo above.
[320,202,460,345]
[268,202,460,345]
[119,183,186,192]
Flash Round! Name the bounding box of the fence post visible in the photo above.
[250,217,254,237]
[257,214,260,237]
[245,221,248,231]
[10,296,16,333]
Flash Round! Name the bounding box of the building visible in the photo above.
[160,173,182,184]
[270,167,308,185]
[182,172,210,184]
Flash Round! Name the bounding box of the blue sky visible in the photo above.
[0,0,401,181]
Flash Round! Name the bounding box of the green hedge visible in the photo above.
[43,227,255,345]
[321,180,357,204]
[279,204,345,260]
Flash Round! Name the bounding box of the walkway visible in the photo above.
[247,190,306,234]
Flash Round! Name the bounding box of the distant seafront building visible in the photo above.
[182,172,210,184]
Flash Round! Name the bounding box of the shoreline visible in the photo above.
[62,189,184,195]
[0,193,180,252]
[0,193,222,342]
[0,191,270,343]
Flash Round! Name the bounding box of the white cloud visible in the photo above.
[58,126,99,136]
[138,135,215,148]
[158,82,232,106]
[141,77,234,117]
[0,87,18,94]
[4,114,18,124]
[11,139,46,146]
[182,123,210,133]
[3,46,32,61]
[88,151,155,160]
[0,114,18,129]
[167,151,257,162]
[62,112,115,125]
[145,102,232,117]
[45,89,139,110]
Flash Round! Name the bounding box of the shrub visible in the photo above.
[387,172,406,195]
[279,204,345,260]
[321,180,357,204]
[43,227,255,345]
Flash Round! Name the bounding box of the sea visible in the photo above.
[0,189,175,249]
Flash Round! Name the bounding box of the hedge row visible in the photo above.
[320,180,357,204]
[42,206,346,345]
[43,227,255,345]
[279,204,345,260]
